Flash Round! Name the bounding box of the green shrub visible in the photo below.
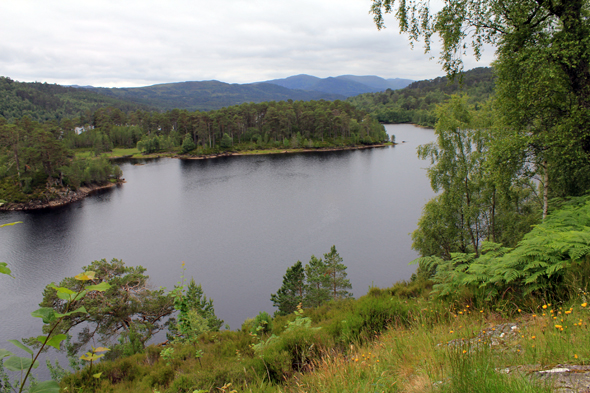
[341,296,413,343]
[143,364,175,388]
[252,308,333,382]
[250,311,273,336]
[387,278,433,298]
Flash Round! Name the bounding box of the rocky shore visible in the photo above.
[0,182,122,211]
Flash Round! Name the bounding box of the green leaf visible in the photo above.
[31,307,57,324]
[4,356,37,371]
[86,282,111,292]
[0,262,12,276]
[0,348,14,360]
[36,334,67,350]
[55,306,87,318]
[74,271,96,281]
[92,372,103,379]
[51,285,77,301]
[29,380,60,393]
[8,339,33,355]
[80,352,104,362]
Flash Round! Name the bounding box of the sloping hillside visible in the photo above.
[89,81,346,111]
[0,77,152,122]
[347,67,495,126]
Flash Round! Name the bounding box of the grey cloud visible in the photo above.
[0,0,492,87]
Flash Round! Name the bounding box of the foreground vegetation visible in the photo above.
[40,281,590,393]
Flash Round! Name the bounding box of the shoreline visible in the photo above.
[0,181,123,212]
[179,143,393,160]
[2,144,393,211]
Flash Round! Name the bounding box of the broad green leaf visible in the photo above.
[31,307,57,324]
[0,348,14,360]
[51,285,77,300]
[8,339,33,355]
[74,271,96,281]
[93,372,103,379]
[92,346,110,353]
[86,282,111,292]
[36,334,67,350]
[0,262,12,276]
[55,306,87,318]
[29,380,60,393]
[4,356,38,371]
[0,221,22,228]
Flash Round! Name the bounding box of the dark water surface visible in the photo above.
[0,124,435,354]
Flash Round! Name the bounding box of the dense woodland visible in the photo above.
[72,99,387,154]
[0,98,387,205]
[347,67,495,127]
[0,116,122,204]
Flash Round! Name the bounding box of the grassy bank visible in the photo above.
[59,282,589,393]
[74,143,393,161]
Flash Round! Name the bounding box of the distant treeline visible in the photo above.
[64,99,388,154]
[347,67,495,127]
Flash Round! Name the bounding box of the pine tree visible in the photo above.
[304,255,330,308]
[181,133,196,154]
[270,261,305,316]
[184,279,223,331]
[323,245,352,300]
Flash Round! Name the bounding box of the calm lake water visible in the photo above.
[0,124,435,355]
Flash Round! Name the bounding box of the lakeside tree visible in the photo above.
[181,133,196,154]
[323,246,352,300]
[412,97,540,261]
[369,0,590,202]
[167,278,223,342]
[271,246,352,315]
[304,255,331,308]
[39,259,174,354]
[270,261,306,316]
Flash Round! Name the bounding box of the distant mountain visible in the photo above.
[263,74,414,97]
[88,80,346,112]
[0,73,416,121]
[336,75,414,91]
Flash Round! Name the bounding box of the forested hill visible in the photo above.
[0,74,415,122]
[88,81,346,112]
[347,67,495,127]
[0,77,153,123]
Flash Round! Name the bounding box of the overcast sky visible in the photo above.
[1,0,494,88]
